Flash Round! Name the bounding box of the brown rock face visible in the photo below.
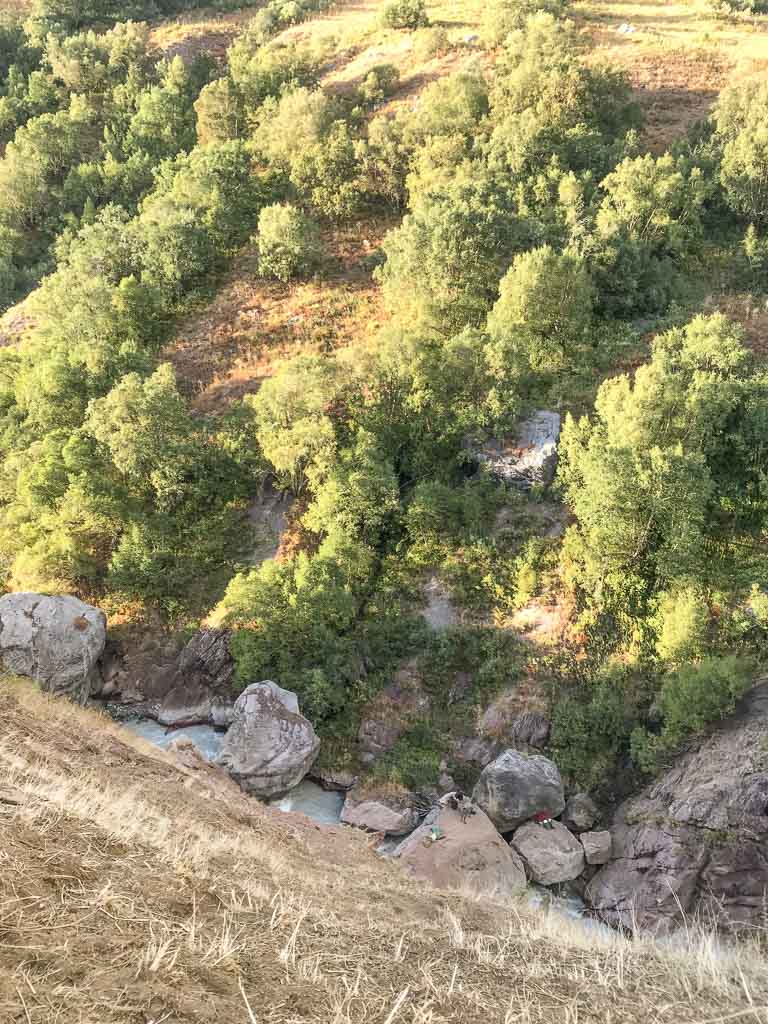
[157,629,235,727]
[586,683,768,933]
[357,662,430,764]
[394,804,527,899]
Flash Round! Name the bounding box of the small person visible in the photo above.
[534,809,555,829]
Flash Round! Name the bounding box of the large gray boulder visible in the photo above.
[473,411,561,490]
[341,786,419,836]
[0,593,106,703]
[217,681,319,798]
[473,749,565,833]
[562,793,599,833]
[586,682,768,934]
[393,802,527,899]
[511,821,585,885]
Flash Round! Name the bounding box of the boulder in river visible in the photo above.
[341,785,419,836]
[0,592,106,703]
[217,681,319,798]
[473,749,565,833]
[586,682,768,933]
[393,801,526,898]
[562,793,599,833]
[511,820,585,885]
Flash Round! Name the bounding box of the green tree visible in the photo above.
[486,244,594,377]
[256,202,321,281]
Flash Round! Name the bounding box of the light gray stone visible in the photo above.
[473,411,561,490]
[394,802,526,898]
[0,592,106,703]
[217,682,319,798]
[473,749,565,833]
[563,793,599,833]
[580,830,612,866]
[512,821,585,885]
[341,787,418,836]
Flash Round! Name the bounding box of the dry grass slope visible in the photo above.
[1,677,768,1023]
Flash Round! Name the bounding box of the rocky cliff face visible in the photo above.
[586,682,768,934]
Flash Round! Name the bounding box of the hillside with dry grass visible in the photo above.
[3,675,768,1024]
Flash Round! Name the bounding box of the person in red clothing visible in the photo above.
[533,809,555,829]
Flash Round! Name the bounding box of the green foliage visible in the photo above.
[372,721,442,789]
[486,244,594,380]
[228,36,320,113]
[713,80,768,225]
[289,120,362,220]
[378,170,531,333]
[653,586,711,665]
[482,0,570,47]
[195,78,242,145]
[631,656,753,771]
[559,314,768,637]
[382,0,430,30]
[256,202,321,282]
[248,354,339,492]
[549,661,654,790]
[357,64,400,109]
[592,152,710,315]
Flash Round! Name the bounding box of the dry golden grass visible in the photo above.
[2,675,768,1023]
[576,0,768,149]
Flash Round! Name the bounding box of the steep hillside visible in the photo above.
[2,675,767,1024]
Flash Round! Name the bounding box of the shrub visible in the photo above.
[357,64,400,108]
[482,0,570,47]
[256,202,321,281]
[486,244,594,378]
[632,656,754,772]
[382,0,430,29]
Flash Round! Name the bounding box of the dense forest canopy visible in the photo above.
[0,0,766,789]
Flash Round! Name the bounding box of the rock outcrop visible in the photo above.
[341,786,419,836]
[562,793,599,833]
[473,411,561,490]
[217,681,319,798]
[586,683,768,933]
[580,831,611,866]
[0,593,106,703]
[473,749,565,833]
[511,821,585,885]
[157,629,235,727]
[394,803,527,898]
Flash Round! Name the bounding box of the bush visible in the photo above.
[357,64,400,108]
[632,656,753,772]
[256,202,321,281]
[482,0,570,47]
[382,0,430,29]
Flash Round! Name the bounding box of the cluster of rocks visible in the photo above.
[470,410,561,490]
[6,592,768,937]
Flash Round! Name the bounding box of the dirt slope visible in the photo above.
[1,676,767,1023]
